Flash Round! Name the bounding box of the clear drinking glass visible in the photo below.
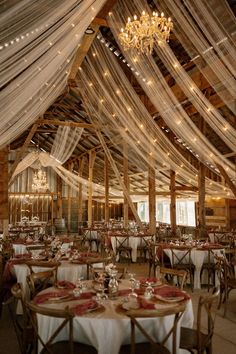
[128,273,138,299]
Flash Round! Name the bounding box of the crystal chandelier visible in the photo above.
[32,168,49,192]
[119,11,173,55]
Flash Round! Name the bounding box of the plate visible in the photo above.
[122,301,140,310]
[155,294,184,303]
[48,294,70,302]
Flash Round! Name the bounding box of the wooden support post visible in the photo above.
[170,170,176,235]
[104,155,109,223]
[88,151,96,227]
[123,143,129,228]
[0,147,9,238]
[51,193,54,226]
[78,157,86,227]
[56,174,62,219]
[67,162,73,233]
[96,129,143,229]
[148,164,156,234]
[198,163,206,238]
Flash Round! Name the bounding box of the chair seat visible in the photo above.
[180,327,209,351]
[41,341,97,354]
[119,341,171,354]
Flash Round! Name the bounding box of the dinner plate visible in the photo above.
[122,301,140,310]
[155,294,184,303]
[49,294,70,302]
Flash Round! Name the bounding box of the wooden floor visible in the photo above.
[0,262,236,354]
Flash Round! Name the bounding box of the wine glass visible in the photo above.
[128,272,138,299]
[144,281,154,299]
[73,276,84,297]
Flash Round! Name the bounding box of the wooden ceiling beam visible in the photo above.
[37,119,94,129]
[68,0,118,84]
[68,23,100,83]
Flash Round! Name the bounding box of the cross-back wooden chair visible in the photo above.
[119,302,186,354]
[148,243,166,277]
[214,255,236,316]
[26,301,97,354]
[26,269,57,299]
[2,283,34,354]
[26,244,48,257]
[170,247,195,291]
[113,235,132,263]
[160,267,187,290]
[180,287,219,354]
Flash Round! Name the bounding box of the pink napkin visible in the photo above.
[139,277,159,284]
[57,280,76,289]
[154,286,190,300]
[118,289,132,297]
[137,297,156,310]
[33,290,69,304]
[72,299,98,315]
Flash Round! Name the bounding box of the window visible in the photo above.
[137,199,196,226]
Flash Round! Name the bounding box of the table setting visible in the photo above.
[32,275,193,354]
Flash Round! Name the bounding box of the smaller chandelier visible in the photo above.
[32,168,49,192]
[119,11,173,55]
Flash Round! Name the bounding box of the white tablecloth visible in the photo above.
[164,247,224,289]
[36,281,194,354]
[13,261,87,313]
[13,242,72,256]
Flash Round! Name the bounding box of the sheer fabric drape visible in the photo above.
[0,0,106,149]
[76,39,232,198]
[107,0,236,180]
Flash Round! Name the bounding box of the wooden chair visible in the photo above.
[119,302,186,354]
[180,287,220,354]
[3,283,34,354]
[26,260,61,272]
[113,235,132,263]
[26,269,57,299]
[214,255,236,316]
[26,300,97,354]
[26,244,48,257]
[0,241,15,315]
[148,243,171,277]
[170,247,195,291]
[160,267,187,290]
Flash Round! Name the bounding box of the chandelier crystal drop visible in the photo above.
[118,11,173,55]
[32,168,49,192]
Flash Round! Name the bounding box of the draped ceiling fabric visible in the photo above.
[0,0,107,149]
[107,0,236,181]
[3,0,236,201]
[10,125,122,199]
[158,0,236,115]
[76,39,232,199]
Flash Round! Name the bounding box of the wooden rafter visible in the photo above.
[37,119,94,129]
[68,23,100,83]
[68,0,118,83]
